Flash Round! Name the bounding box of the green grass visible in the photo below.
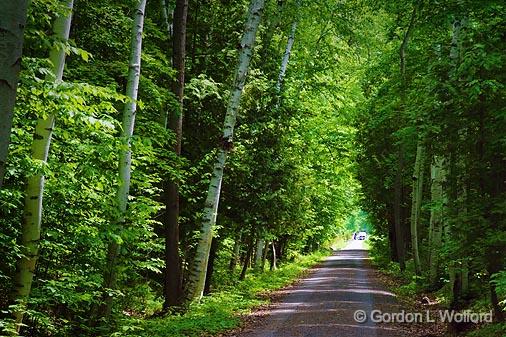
[120,250,327,337]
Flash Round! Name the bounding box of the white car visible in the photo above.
[357,231,367,240]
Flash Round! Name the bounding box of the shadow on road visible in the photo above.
[236,241,404,337]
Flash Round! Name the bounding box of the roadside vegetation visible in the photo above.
[0,0,504,336]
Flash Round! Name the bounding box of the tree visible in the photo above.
[0,0,29,189]
[409,140,425,275]
[185,0,266,302]
[99,0,147,319]
[163,0,188,309]
[393,2,419,273]
[11,0,74,331]
[428,156,445,285]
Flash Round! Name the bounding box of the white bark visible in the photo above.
[160,0,174,37]
[254,238,265,270]
[261,240,268,270]
[275,20,297,94]
[117,0,145,219]
[101,0,146,318]
[409,142,425,275]
[271,242,277,270]
[428,156,446,285]
[13,0,73,331]
[185,0,265,302]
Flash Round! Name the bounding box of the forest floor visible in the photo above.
[223,240,446,337]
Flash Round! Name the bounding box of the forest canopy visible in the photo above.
[0,0,504,336]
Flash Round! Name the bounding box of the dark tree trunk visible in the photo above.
[203,237,218,295]
[240,240,253,281]
[393,2,419,272]
[0,1,29,188]
[270,242,277,271]
[163,0,188,309]
[261,241,268,271]
[393,165,406,271]
[387,210,398,262]
[229,233,241,271]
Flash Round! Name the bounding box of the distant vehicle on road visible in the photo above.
[357,231,367,240]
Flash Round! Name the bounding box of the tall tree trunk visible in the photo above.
[387,210,398,261]
[240,240,253,281]
[409,142,425,275]
[185,0,265,302]
[447,15,471,308]
[0,1,29,189]
[254,238,264,271]
[393,161,406,270]
[12,0,73,331]
[159,0,174,110]
[428,156,445,286]
[261,240,268,271]
[163,0,188,309]
[160,0,174,38]
[99,0,146,319]
[275,18,297,95]
[270,242,277,271]
[229,232,242,271]
[394,1,419,271]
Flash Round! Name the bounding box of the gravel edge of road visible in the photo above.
[219,246,451,337]
[215,255,328,337]
[366,258,450,337]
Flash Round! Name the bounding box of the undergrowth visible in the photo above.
[367,235,506,337]
[118,250,328,337]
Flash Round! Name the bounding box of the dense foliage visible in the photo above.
[0,0,504,336]
[355,0,506,332]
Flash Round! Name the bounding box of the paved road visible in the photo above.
[237,240,404,337]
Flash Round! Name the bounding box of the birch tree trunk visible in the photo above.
[254,238,265,270]
[160,0,174,38]
[409,141,425,275]
[163,0,188,309]
[428,156,445,286]
[12,0,73,331]
[185,0,265,302]
[159,0,174,96]
[275,19,297,94]
[0,1,29,189]
[99,0,146,319]
[261,240,268,271]
[270,242,277,271]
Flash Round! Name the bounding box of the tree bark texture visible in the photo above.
[163,0,188,309]
[409,142,425,275]
[429,156,445,286]
[275,19,297,94]
[100,0,146,319]
[0,0,29,188]
[185,0,265,302]
[13,0,73,331]
[394,1,418,271]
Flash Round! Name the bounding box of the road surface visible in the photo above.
[236,240,405,337]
